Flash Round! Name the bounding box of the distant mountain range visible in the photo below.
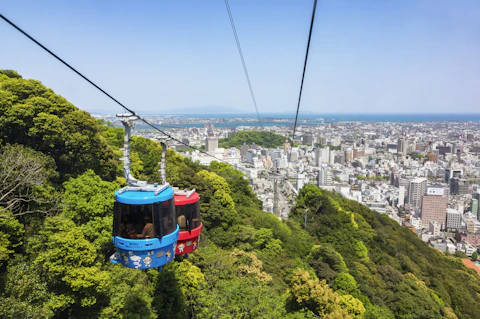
[155,106,244,115]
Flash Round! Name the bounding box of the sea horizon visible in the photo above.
[129,113,480,130]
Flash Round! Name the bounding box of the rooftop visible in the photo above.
[461,259,480,276]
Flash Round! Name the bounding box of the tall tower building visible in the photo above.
[398,186,405,207]
[318,136,327,146]
[315,148,322,166]
[397,138,408,155]
[303,133,313,146]
[446,208,462,231]
[471,198,479,218]
[206,123,214,136]
[344,148,353,163]
[421,187,448,228]
[315,147,330,166]
[318,166,332,186]
[205,137,218,154]
[451,179,469,195]
[283,134,291,154]
[408,177,427,210]
[353,147,364,159]
[445,167,463,184]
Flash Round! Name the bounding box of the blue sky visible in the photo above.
[1,0,479,115]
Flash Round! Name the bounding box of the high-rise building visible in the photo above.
[206,123,214,136]
[451,178,469,195]
[245,150,256,164]
[332,137,341,146]
[397,138,408,154]
[314,148,322,166]
[429,221,441,236]
[318,166,332,186]
[398,186,405,207]
[344,148,353,163]
[271,149,282,159]
[240,144,249,158]
[408,178,427,209]
[315,147,329,166]
[353,147,364,159]
[289,151,298,162]
[329,150,335,165]
[473,192,480,219]
[283,134,291,154]
[205,137,218,154]
[436,146,451,156]
[334,154,345,165]
[318,136,327,146]
[445,167,463,184]
[303,133,313,146]
[467,220,480,234]
[296,173,306,191]
[421,187,448,228]
[446,208,462,231]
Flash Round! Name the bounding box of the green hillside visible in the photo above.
[1,70,480,318]
[291,185,480,318]
[218,130,291,148]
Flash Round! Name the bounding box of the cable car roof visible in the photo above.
[115,186,173,205]
[174,191,199,206]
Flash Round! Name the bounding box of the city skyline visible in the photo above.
[1,0,479,114]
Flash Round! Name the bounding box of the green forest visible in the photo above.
[1,70,480,318]
[218,131,290,149]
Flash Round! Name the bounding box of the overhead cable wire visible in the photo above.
[0,13,229,164]
[223,0,264,128]
[291,0,318,144]
[286,0,318,174]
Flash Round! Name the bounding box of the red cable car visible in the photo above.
[174,189,202,257]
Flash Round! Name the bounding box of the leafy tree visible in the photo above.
[3,70,480,319]
[0,70,22,79]
[29,216,110,315]
[0,258,56,318]
[218,130,291,149]
[472,251,478,261]
[0,72,117,181]
[0,213,24,267]
[99,266,156,319]
[293,186,480,319]
[333,273,360,297]
[0,144,59,217]
[62,170,121,224]
[454,251,468,258]
[338,294,366,318]
[193,170,238,231]
[153,260,206,318]
[209,161,261,208]
[287,268,353,318]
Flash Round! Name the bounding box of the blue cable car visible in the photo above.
[110,114,179,271]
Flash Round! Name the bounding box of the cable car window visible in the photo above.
[114,203,155,239]
[175,201,201,231]
[176,205,188,231]
[191,202,201,229]
[160,199,176,236]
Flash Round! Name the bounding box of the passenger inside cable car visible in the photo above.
[113,200,176,239]
[175,199,201,232]
[174,190,202,256]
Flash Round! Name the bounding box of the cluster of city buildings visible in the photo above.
[99,114,480,258]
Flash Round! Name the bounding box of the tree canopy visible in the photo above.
[1,70,480,319]
[218,130,290,149]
